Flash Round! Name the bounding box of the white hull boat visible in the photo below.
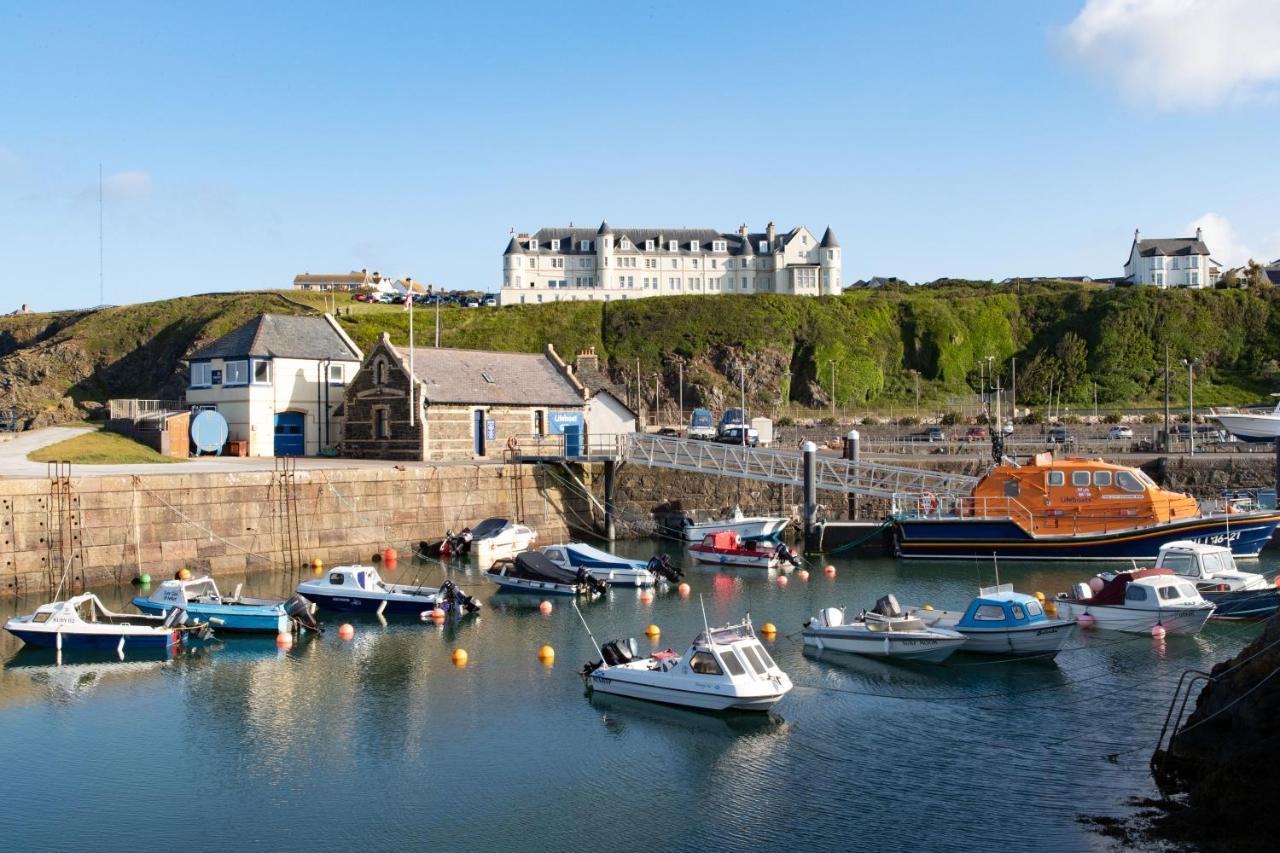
[583,620,791,712]
[469,517,537,567]
[802,596,966,663]
[687,530,798,570]
[296,566,481,616]
[1053,569,1215,635]
[681,507,789,542]
[486,551,607,597]
[912,585,1076,658]
[1210,400,1280,442]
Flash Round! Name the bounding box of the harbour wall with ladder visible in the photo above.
[0,462,589,598]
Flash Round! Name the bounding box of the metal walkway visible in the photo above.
[511,433,979,500]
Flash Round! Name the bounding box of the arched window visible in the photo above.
[375,359,386,385]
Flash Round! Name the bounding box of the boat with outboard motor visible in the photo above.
[680,506,789,543]
[486,551,608,596]
[132,576,321,634]
[911,584,1076,657]
[1052,568,1215,634]
[581,618,792,711]
[802,595,967,662]
[469,517,537,566]
[893,451,1280,560]
[1153,540,1280,619]
[295,566,481,616]
[4,593,210,651]
[688,530,799,570]
[539,542,682,588]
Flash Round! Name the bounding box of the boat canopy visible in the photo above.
[1156,541,1239,577]
[1083,568,1176,605]
[470,518,511,539]
[957,588,1048,628]
[326,566,383,591]
[147,577,221,605]
[509,551,580,585]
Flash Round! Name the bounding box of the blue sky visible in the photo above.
[2,0,1279,309]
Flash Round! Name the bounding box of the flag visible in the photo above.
[403,289,412,310]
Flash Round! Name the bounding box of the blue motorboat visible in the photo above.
[5,593,203,652]
[133,577,318,634]
[539,543,683,587]
[296,565,481,616]
[1155,540,1280,619]
[913,584,1076,658]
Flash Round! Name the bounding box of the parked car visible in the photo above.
[1047,428,1075,445]
[656,427,681,438]
[1107,425,1134,439]
[927,426,947,442]
[482,296,498,307]
[464,298,480,308]
[715,426,759,447]
[964,427,988,442]
[899,426,947,443]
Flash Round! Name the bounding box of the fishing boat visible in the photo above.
[132,577,320,634]
[1209,396,1280,442]
[539,543,682,587]
[1052,568,1215,634]
[1154,541,1280,619]
[486,551,607,596]
[295,566,481,616]
[469,517,537,566]
[801,595,967,663]
[680,506,789,542]
[688,531,799,569]
[911,584,1076,657]
[4,594,206,652]
[581,619,792,711]
[893,451,1280,560]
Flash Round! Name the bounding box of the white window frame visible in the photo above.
[529,238,538,251]
[759,240,768,253]
[580,240,592,251]
[668,240,678,251]
[328,364,345,385]
[224,360,249,387]
[645,239,654,251]
[190,362,212,388]
[550,239,559,251]
[252,358,272,385]
[690,240,700,252]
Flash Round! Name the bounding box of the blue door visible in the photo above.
[274,412,305,456]
[562,424,581,457]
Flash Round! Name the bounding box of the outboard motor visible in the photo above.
[872,594,903,618]
[576,568,608,595]
[646,554,683,583]
[775,542,800,567]
[818,607,844,628]
[437,579,482,615]
[601,638,636,666]
[285,593,322,633]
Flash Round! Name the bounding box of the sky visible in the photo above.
[2,0,1280,310]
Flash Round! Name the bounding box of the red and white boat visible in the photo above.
[688,531,798,570]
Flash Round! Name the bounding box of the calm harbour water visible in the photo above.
[0,543,1271,852]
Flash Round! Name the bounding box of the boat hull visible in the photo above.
[682,517,789,542]
[801,628,965,662]
[1203,587,1280,619]
[954,623,1075,656]
[895,513,1280,560]
[588,672,784,711]
[487,573,585,596]
[296,589,443,615]
[688,548,778,569]
[1210,413,1280,442]
[132,598,289,633]
[1052,601,1214,634]
[5,626,178,650]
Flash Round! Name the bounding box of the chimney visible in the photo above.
[575,346,599,372]
[1134,228,1141,242]
[766,221,776,245]
[739,223,749,239]
[1195,226,1203,242]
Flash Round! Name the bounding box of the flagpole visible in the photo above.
[435,291,440,348]
[408,289,415,428]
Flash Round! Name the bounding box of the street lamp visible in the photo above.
[1180,358,1201,454]
[739,365,747,446]
[826,359,837,422]
[985,355,995,420]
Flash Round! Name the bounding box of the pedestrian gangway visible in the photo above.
[508,432,980,500]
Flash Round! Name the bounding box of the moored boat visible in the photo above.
[681,506,789,542]
[133,576,320,634]
[539,542,682,587]
[486,551,607,596]
[296,566,481,616]
[894,452,1280,560]
[1154,540,1280,619]
[469,517,537,566]
[688,530,798,569]
[1052,568,1215,634]
[802,595,967,663]
[581,619,792,711]
[912,584,1076,658]
[1210,397,1280,443]
[4,594,207,652]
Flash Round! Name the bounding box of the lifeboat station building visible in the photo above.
[341,335,588,462]
[185,313,363,457]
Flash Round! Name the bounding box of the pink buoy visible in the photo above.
[777,575,788,587]
[430,608,446,623]
[276,631,293,648]
[798,569,810,581]
[539,600,553,615]
[677,582,691,597]
[639,590,654,603]
[824,565,837,577]
[1151,624,1167,638]
[1088,576,1105,594]
[1077,613,1096,629]
[337,623,355,640]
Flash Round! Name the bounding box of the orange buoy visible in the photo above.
[761,622,777,637]
[677,582,691,597]
[177,567,193,581]
[645,624,661,638]
[337,623,355,640]
[276,631,293,648]
[824,565,837,577]
[430,608,446,623]
[798,569,810,581]
[639,590,654,603]
[777,575,788,587]
[539,600,553,615]
[537,644,555,665]
[452,648,468,666]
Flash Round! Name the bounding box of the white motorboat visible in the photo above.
[912,584,1076,658]
[486,551,607,596]
[681,506,789,542]
[1154,541,1280,619]
[1052,568,1215,634]
[687,530,799,570]
[539,542,682,587]
[802,595,967,663]
[1210,397,1280,442]
[582,619,791,712]
[4,593,205,653]
[296,565,481,616]
[469,517,537,566]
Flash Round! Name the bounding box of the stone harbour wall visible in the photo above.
[0,463,588,598]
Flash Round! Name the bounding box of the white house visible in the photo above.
[568,347,637,442]
[500,221,842,305]
[1124,228,1220,288]
[185,313,363,456]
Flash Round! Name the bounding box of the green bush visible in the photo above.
[898,415,920,426]
[1102,413,1122,424]
[940,411,962,426]
[861,416,879,426]
[775,415,795,427]
[1021,410,1045,425]
[819,416,837,427]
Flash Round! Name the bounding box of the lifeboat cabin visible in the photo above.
[894,452,1280,560]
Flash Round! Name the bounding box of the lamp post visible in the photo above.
[1181,358,1201,454]
[826,359,837,422]
[677,359,684,429]
[985,355,995,421]
[739,365,747,446]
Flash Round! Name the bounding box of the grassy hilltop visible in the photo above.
[2,282,1277,427]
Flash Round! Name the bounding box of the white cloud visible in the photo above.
[1187,212,1252,266]
[1060,0,1280,108]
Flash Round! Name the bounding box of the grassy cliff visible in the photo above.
[2,283,1275,427]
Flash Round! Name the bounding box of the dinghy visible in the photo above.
[133,576,320,634]
[4,593,207,652]
[296,566,481,616]
[912,584,1076,658]
[486,551,607,596]
[540,543,682,587]
[1154,541,1280,619]
[581,618,792,712]
[1052,569,1214,634]
[802,595,967,663]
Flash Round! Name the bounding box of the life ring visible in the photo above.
[507,435,519,451]
[918,492,939,515]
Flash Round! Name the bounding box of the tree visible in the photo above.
[1245,259,1271,290]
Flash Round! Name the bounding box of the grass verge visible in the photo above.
[28,429,184,464]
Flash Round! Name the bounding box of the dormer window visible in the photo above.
[645,240,654,251]
[712,240,726,252]
[529,239,539,251]
[580,240,592,252]
[620,238,631,250]
[550,239,560,251]
[690,240,700,252]
[759,240,769,253]
[668,240,678,251]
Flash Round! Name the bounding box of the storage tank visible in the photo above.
[190,410,229,455]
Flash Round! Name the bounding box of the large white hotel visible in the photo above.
[499,221,841,305]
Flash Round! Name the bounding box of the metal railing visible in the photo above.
[891,493,1037,530]
[107,399,188,430]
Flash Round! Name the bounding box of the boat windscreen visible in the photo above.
[739,644,768,675]
[471,518,509,538]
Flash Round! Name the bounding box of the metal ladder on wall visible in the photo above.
[272,457,303,580]
[1150,668,1216,777]
[45,461,81,594]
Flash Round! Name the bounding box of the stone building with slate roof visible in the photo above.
[342,335,587,461]
[185,313,363,457]
[499,220,841,305]
[569,347,637,438]
[1123,227,1220,288]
